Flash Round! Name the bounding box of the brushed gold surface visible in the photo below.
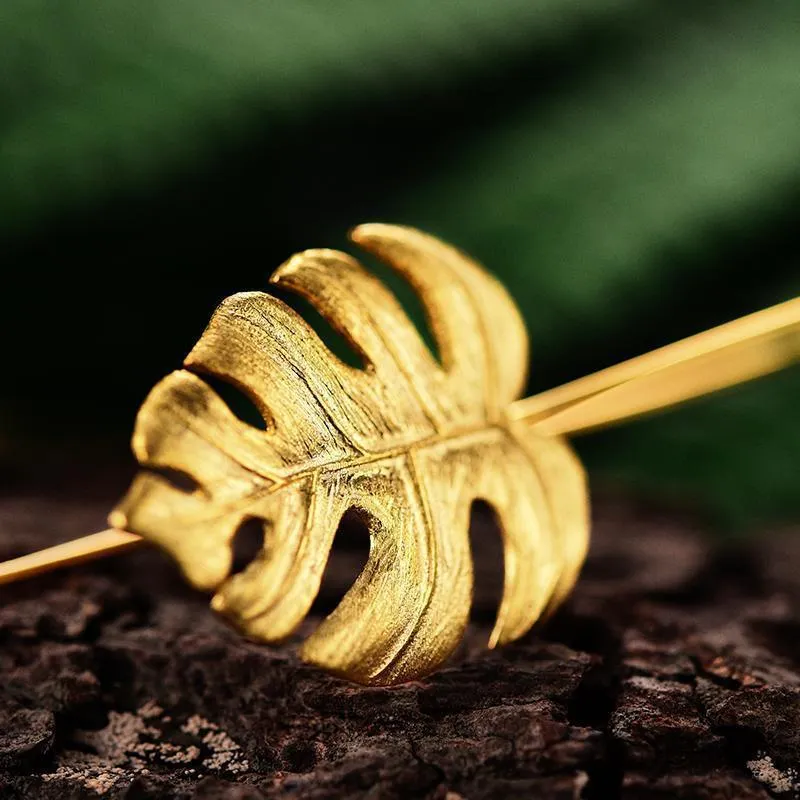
[2,224,798,686]
[109,224,589,685]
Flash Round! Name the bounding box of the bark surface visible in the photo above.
[1,476,799,799]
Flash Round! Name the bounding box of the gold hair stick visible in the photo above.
[2,296,796,591]
[0,530,141,586]
[512,295,800,435]
[0,224,797,685]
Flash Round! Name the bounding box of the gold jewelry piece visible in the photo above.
[1,224,798,685]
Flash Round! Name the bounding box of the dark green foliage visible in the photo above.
[1,0,797,527]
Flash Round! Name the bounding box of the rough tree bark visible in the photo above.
[1,472,799,799]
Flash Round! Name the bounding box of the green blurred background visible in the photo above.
[1,0,798,529]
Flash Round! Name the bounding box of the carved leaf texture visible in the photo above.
[111,224,588,685]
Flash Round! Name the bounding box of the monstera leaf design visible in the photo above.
[111,224,588,685]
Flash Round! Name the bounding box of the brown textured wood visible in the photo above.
[1,470,799,799]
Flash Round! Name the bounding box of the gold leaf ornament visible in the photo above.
[110,224,589,685]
